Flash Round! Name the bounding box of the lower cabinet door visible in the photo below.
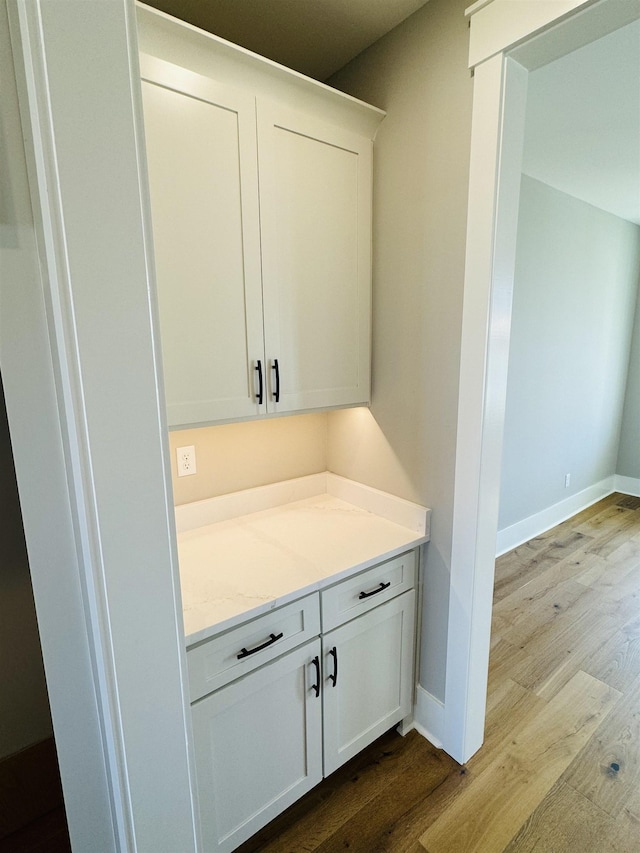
[322,590,416,776]
[191,639,323,853]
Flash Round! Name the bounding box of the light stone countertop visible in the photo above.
[175,473,430,646]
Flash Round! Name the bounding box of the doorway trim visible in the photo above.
[445,0,640,763]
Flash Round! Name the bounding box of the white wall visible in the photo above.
[499,176,640,533]
[618,281,640,480]
[0,377,52,760]
[328,0,473,701]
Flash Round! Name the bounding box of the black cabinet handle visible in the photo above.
[237,632,283,660]
[272,358,280,403]
[311,656,320,697]
[329,646,338,687]
[358,581,391,600]
[255,360,263,405]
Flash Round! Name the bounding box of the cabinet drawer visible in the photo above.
[188,593,320,701]
[321,550,416,631]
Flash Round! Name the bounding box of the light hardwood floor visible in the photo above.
[238,493,640,853]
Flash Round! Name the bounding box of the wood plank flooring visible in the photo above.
[239,493,640,853]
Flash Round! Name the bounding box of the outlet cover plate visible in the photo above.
[177,445,197,477]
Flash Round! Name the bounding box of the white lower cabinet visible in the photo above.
[189,551,417,852]
[191,638,323,853]
[322,590,416,776]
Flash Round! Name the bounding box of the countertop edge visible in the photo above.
[184,534,428,648]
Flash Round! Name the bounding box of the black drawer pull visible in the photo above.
[237,632,283,660]
[311,656,321,697]
[255,360,263,405]
[358,581,391,600]
[272,358,280,403]
[329,646,338,687]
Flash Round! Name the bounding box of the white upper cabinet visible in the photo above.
[138,19,383,428]
[258,102,372,413]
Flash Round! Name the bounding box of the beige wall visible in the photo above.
[0,378,53,759]
[169,413,328,504]
[328,0,473,699]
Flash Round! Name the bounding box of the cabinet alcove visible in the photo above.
[136,9,409,853]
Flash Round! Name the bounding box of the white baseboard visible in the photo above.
[614,475,640,498]
[496,476,616,556]
[413,684,444,749]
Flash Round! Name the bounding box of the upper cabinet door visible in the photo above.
[257,101,373,414]
[141,57,265,426]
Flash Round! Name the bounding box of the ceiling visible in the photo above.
[143,0,431,81]
[523,19,640,225]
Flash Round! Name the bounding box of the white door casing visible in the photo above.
[447,0,640,763]
[4,0,199,849]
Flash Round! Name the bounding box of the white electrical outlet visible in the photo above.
[565,473,571,488]
[177,445,197,477]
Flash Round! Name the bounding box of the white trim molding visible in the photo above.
[467,0,640,70]
[444,53,529,765]
[6,1,199,849]
[451,0,640,767]
[413,685,445,751]
[466,0,595,67]
[615,476,640,498]
[496,477,616,556]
